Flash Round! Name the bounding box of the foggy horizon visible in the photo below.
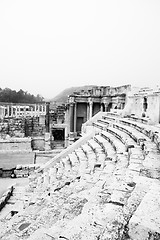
[0,0,160,99]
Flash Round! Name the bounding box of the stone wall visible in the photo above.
[0,138,31,151]
[123,87,160,124]
[0,116,45,139]
[0,118,25,138]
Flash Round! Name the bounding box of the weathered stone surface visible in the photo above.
[128,182,160,240]
[1,113,160,240]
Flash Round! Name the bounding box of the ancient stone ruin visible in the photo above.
[0,85,160,239]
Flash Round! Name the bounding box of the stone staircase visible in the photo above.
[0,112,160,239]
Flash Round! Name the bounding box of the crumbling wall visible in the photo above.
[0,118,25,138]
[24,117,45,137]
[123,94,160,124]
[0,116,45,139]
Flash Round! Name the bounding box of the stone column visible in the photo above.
[24,106,26,117]
[44,104,46,114]
[104,103,108,112]
[37,104,40,116]
[102,97,111,112]
[88,98,93,119]
[15,106,18,118]
[2,107,5,118]
[34,104,37,116]
[45,102,50,133]
[89,102,93,119]
[74,102,77,133]
[7,105,10,117]
[100,104,103,112]
[70,102,74,133]
[11,105,14,117]
[18,106,20,117]
[87,103,90,120]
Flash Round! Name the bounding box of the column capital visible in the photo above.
[69,96,75,104]
[88,97,93,105]
[101,96,111,104]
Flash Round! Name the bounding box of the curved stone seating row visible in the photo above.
[30,137,109,192]
[100,118,147,143]
[33,114,156,194]
[121,117,160,149]
[93,119,142,154]
[88,138,104,154]
[33,135,118,194]
[23,137,147,240]
[102,113,160,150]
[97,118,110,126]
[126,114,149,124]
[116,117,160,154]
[92,121,106,131]
[99,115,160,157]
[94,134,116,161]
[81,143,97,173]
[1,155,159,238]
[36,124,135,191]
[68,152,80,174]
[25,135,139,239]
[102,114,117,122]
[1,114,160,239]
[94,114,160,180]
[92,119,148,176]
[101,130,126,154]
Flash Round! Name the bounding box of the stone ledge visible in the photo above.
[128,182,160,240]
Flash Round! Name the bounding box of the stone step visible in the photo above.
[75,147,87,161]
[128,181,160,240]
[81,143,93,154]
[101,130,126,153]
[100,117,148,144]
[68,152,79,165]
[94,134,116,160]
[88,138,104,153]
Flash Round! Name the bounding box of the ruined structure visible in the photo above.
[50,103,67,141]
[123,86,160,124]
[66,85,131,139]
[0,85,160,239]
[0,102,46,119]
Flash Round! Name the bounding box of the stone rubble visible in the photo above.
[0,113,160,239]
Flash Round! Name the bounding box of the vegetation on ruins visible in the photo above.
[0,88,44,103]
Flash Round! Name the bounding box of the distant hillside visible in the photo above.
[51,85,96,104]
[0,87,44,103]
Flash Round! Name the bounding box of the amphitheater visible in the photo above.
[0,104,160,239]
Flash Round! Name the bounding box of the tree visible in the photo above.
[0,87,44,103]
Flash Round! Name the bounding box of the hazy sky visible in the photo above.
[0,0,160,99]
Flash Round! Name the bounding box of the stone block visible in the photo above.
[128,183,160,240]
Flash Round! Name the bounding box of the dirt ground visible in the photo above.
[0,152,35,169]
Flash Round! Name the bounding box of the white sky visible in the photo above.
[0,0,160,99]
